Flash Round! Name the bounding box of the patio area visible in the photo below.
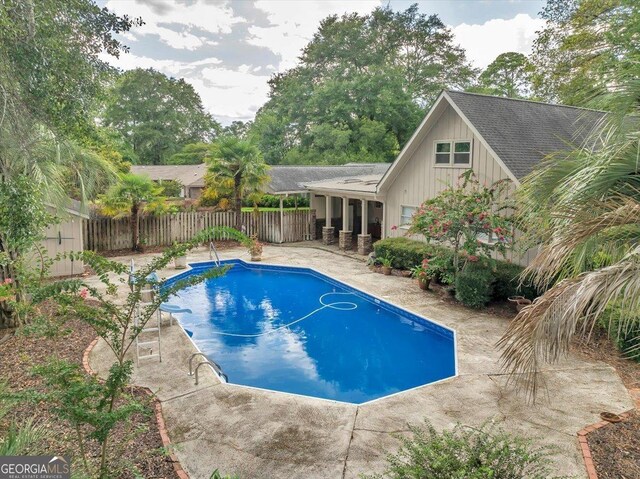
[86,245,634,479]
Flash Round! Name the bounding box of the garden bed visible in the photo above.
[587,410,640,479]
[0,310,178,478]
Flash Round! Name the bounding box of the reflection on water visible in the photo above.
[168,264,455,403]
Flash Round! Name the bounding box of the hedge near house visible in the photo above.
[374,237,542,306]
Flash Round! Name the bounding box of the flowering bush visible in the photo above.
[409,170,514,274]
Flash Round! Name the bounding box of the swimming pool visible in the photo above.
[165,260,457,404]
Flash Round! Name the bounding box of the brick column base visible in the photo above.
[322,226,335,245]
[339,230,353,250]
[357,234,372,255]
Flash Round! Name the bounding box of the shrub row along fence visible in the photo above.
[83,210,317,252]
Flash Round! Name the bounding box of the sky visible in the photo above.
[100,0,546,125]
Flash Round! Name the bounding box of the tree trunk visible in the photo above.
[234,177,242,232]
[0,238,15,329]
[131,203,140,252]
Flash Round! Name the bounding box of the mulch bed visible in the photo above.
[588,410,640,479]
[0,307,178,478]
[572,328,640,479]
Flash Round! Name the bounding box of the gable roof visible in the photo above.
[378,90,606,191]
[445,91,606,179]
[267,163,390,194]
[131,164,207,187]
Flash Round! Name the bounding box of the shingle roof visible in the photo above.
[267,164,391,193]
[445,91,607,179]
[131,164,207,187]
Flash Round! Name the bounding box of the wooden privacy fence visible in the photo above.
[84,210,317,252]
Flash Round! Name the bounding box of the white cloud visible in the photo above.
[195,66,271,120]
[249,0,381,70]
[452,14,545,69]
[105,0,244,50]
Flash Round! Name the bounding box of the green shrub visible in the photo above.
[492,261,540,300]
[366,421,561,479]
[601,305,640,363]
[455,265,494,308]
[373,237,543,304]
[372,238,450,270]
[243,193,309,208]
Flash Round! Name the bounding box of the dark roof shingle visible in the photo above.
[267,163,390,193]
[446,91,606,179]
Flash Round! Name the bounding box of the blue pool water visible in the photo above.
[165,260,456,404]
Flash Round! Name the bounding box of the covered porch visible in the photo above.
[306,175,385,255]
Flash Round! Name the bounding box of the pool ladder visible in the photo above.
[209,242,220,266]
[188,352,228,385]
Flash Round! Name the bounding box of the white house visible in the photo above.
[305,90,604,262]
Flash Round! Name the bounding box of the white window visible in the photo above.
[435,142,451,164]
[400,205,417,228]
[434,140,472,166]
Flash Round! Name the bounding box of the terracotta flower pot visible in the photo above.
[509,296,531,312]
[508,296,525,312]
[381,266,392,275]
[600,411,623,423]
[250,255,262,262]
[418,278,431,290]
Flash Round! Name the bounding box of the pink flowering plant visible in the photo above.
[409,170,514,273]
[0,277,14,301]
[410,258,432,285]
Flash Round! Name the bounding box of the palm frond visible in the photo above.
[499,248,640,398]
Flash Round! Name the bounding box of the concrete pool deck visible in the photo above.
[86,244,635,479]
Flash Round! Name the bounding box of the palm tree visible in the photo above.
[498,77,640,398]
[0,72,116,327]
[206,136,269,231]
[101,174,163,252]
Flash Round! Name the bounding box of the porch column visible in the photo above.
[322,195,334,245]
[357,199,372,255]
[279,196,284,244]
[381,201,386,239]
[339,197,352,251]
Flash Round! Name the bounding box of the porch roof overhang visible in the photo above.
[304,174,385,200]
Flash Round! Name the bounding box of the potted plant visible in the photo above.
[379,256,393,275]
[508,296,532,312]
[410,259,432,290]
[174,250,187,269]
[248,234,263,261]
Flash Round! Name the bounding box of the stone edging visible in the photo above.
[576,388,640,479]
[82,337,189,479]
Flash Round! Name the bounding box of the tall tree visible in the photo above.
[103,68,220,165]
[168,142,211,165]
[251,4,476,166]
[474,52,534,98]
[0,0,132,326]
[530,0,639,106]
[0,0,141,140]
[206,137,269,231]
[101,174,163,252]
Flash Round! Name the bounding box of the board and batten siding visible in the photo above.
[382,104,535,265]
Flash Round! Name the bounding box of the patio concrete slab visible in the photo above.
[86,244,635,479]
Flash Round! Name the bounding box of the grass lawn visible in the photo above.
[241,207,310,212]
